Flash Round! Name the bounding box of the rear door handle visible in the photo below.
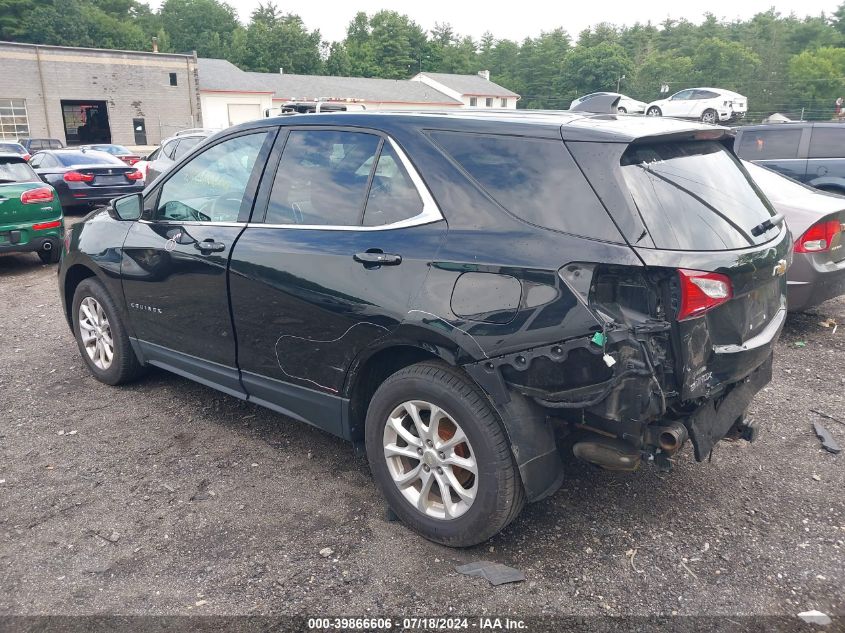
[354,251,402,266]
[195,239,226,253]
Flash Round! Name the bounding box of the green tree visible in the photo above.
[325,42,352,76]
[558,41,632,104]
[159,0,241,57]
[788,47,845,101]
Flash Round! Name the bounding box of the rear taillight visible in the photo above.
[678,269,733,320]
[23,153,31,161]
[126,170,143,180]
[21,187,55,204]
[32,220,62,231]
[64,171,94,182]
[126,157,139,165]
[794,219,842,253]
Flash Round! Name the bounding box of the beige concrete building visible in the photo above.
[0,41,202,146]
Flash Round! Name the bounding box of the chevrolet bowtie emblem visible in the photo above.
[773,259,788,277]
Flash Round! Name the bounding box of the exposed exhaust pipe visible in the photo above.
[573,438,641,471]
[42,241,52,251]
[646,422,688,455]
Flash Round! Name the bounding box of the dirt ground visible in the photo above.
[1,216,844,626]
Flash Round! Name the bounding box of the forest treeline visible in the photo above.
[3,0,845,118]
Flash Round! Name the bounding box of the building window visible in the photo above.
[169,73,178,86]
[486,98,493,107]
[0,98,29,140]
[469,97,477,107]
[500,98,507,107]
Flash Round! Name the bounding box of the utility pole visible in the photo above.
[617,74,626,93]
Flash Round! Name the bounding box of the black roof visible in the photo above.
[230,109,727,144]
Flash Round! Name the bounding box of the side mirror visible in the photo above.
[110,193,142,221]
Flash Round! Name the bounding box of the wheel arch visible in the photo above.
[344,331,564,503]
[62,263,98,329]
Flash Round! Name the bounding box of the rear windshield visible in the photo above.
[90,144,130,155]
[0,143,25,154]
[429,131,622,242]
[621,141,777,250]
[57,151,124,167]
[0,158,38,183]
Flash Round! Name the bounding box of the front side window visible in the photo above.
[671,90,693,101]
[155,132,268,223]
[736,128,802,160]
[265,130,381,226]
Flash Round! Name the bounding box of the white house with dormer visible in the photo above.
[411,71,520,109]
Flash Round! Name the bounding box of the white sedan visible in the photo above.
[569,92,648,114]
[645,88,745,124]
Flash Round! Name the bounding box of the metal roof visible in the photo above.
[413,72,520,98]
[198,58,463,104]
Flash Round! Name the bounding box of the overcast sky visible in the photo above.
[158,0,836,42]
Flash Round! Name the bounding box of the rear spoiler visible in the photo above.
[569,94,621,114]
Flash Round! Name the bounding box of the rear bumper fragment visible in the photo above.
[686,353,773,461]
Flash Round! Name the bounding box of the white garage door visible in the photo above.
[227,103,261,126]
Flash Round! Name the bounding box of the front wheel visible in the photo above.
[701,108,719,124]
[365,361,524,546]
[72,278,145,385]
[617,106,627,114]
[646,106,662,117]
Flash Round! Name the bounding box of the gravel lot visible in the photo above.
[1,217,844,625]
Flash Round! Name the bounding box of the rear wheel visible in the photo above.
[72,278,145,385]
[701,108,719,124]
[617,106,627,114]
[365,361,524,546]
[646,106,662,117]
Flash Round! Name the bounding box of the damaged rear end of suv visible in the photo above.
[395,113,790,544]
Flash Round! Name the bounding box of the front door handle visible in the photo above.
[195,239,226,253]
[353,251,402,266]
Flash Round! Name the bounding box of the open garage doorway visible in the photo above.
[61,100,111,145]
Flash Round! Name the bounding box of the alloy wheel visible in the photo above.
[78,296,114,370]
[382,400,478,520]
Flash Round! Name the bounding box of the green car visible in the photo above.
[0,153,64,264]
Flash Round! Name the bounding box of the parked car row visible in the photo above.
[571,88,748,124]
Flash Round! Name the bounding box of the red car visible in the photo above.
[79,144,141,166]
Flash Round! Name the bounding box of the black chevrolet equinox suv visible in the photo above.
[59,111,790,546]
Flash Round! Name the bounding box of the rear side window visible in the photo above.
[162,140,178,160]
[0,158,38,183]
[736,128,802,160]
[266,130,381,226]
[808,127,845,159]
[174,136,201,160]
[363,144,423,226]
[621,141,776,251]
[429,131,621,241]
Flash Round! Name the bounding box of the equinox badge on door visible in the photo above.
[773,259,787,277]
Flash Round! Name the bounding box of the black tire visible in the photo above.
[365,360,524,547]
[617,106,627,114]
[646,106,662,117]
[701,108,718,124]
[72,277,145,385]
[37,245,60,264]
